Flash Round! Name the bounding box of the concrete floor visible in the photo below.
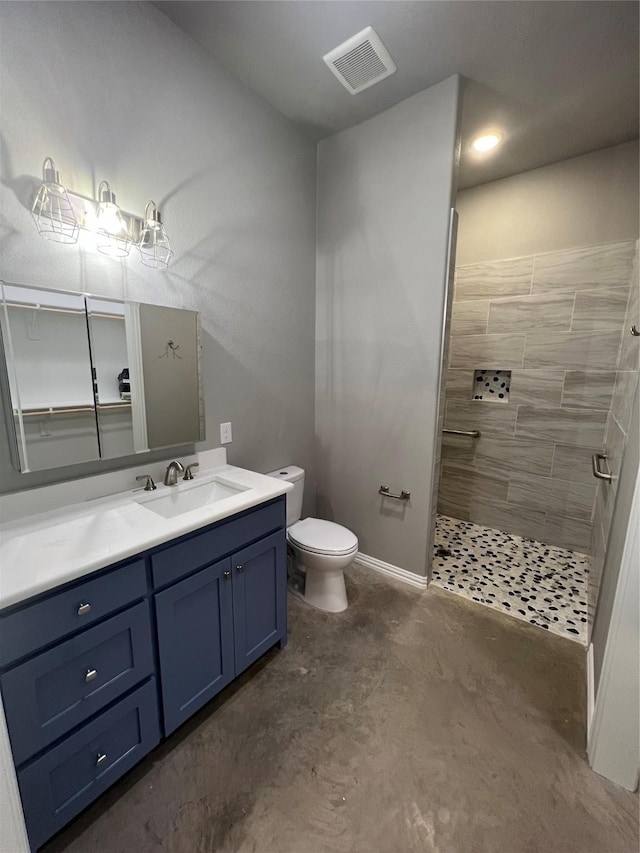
[45,565,638,853]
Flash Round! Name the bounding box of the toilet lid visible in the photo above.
[288,518,358,556]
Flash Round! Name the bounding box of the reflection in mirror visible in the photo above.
[0,283,100,471]
[0,282,205,473]
[85,298,135,459]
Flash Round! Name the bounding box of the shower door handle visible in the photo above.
[592,453,612,482]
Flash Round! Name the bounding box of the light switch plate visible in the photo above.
[220,422,232,444]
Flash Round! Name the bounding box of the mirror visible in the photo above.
[0,282,205,472]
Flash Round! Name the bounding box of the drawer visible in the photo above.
[18,678,160,851]
[2,601,154,766]
[0,559,147,667]
[151,498,285,589]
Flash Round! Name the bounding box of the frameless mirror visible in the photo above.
[0,282,205,472]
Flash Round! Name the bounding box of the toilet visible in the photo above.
[267,466,358,613]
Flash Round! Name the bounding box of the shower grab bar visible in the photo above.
[592,453,612,483]
[379,485,411,501]
[443,428,481,438]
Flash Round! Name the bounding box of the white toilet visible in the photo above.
[267,466,358,613]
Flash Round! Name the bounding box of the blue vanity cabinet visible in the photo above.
[1,495,288,851]
[154,502,288,736]
[232,531,287,675]
[155,557,235,735]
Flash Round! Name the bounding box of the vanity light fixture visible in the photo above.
[138,201,173,268]
[95,180,131,258]
[31,159,173,268]
[471,133,501,153]
[31,158,80,244]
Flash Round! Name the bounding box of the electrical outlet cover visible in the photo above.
[220,422,232,444]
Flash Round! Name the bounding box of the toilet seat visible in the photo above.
[288,518,358,557]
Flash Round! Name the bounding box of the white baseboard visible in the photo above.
[587,642,595,748]
[354,552,428,590]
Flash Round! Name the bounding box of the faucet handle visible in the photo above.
[183,462,199,481]
[136,473,157,492]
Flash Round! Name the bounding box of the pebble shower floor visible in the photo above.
[432,515,589,645]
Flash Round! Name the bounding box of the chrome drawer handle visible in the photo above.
[223,570,231,580]
[85,668,98,683]
[96,752,107,767]
[236,565,244,573]
[77,602,92,616]
[592,453,613,482]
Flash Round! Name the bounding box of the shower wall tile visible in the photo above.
[450,300,489,336]
[473,435,554,477]
[507,473,597,521]
[617,253,639,372]
[487,292,574,334]
[543,515,593,553]
[470,498,547,542]
[444,240,636,555]
[523,330,621,370]
[515,406,607,447]
[604,412,626,488]
[571,286,630,331]
[449,333,525,368]
[454,257,533,302]
[552,444,599,485]
[509,369,564,407]
[445,369,475,400]
[445,400,517,438]
[561,370,616,410]
[610,370,638,436]
[439,462,509,517]
[531,241,636,294]
[441,430,477,464]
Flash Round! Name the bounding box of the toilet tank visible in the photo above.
[266,466,304,526]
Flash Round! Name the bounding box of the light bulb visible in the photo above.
[31,158,80,244]
[95,181,131,257]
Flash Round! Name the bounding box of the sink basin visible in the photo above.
[134,476,247,519]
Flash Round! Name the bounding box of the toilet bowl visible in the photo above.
[266,467,358,613]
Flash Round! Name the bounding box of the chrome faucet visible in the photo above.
[164,460,184,486]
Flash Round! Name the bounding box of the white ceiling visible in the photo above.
[154,1,639,188]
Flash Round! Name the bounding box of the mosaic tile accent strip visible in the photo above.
[473,369,511,401]
[432,514,589,645]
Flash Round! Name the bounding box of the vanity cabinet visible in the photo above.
[0,496,287,851]
[156,527,286,735]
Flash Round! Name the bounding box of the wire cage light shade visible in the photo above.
[138,201,173,268]
[31,158,80,244]
[95,180,131,258]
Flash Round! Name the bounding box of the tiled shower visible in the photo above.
[434,239,639,641]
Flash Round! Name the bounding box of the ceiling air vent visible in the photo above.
[323,26,397,95]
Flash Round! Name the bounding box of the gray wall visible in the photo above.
[315,76,461,577]
[456,141,639,266]
[0,2,317,513]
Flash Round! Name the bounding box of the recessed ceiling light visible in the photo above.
[471,133,501,153]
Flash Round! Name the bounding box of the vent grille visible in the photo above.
[323,26,397,94]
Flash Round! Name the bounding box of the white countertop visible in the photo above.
[0,463,292,611]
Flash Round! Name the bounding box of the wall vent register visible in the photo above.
[472,369,511,402]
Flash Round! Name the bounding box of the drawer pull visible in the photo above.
[236,565,244,574]
[85,668,98,683]
[223,570,231,580]
[95,752,107,767]
[77,602,92,616]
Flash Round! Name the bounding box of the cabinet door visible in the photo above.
[155,558,234,735]
[232,531,286,676]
